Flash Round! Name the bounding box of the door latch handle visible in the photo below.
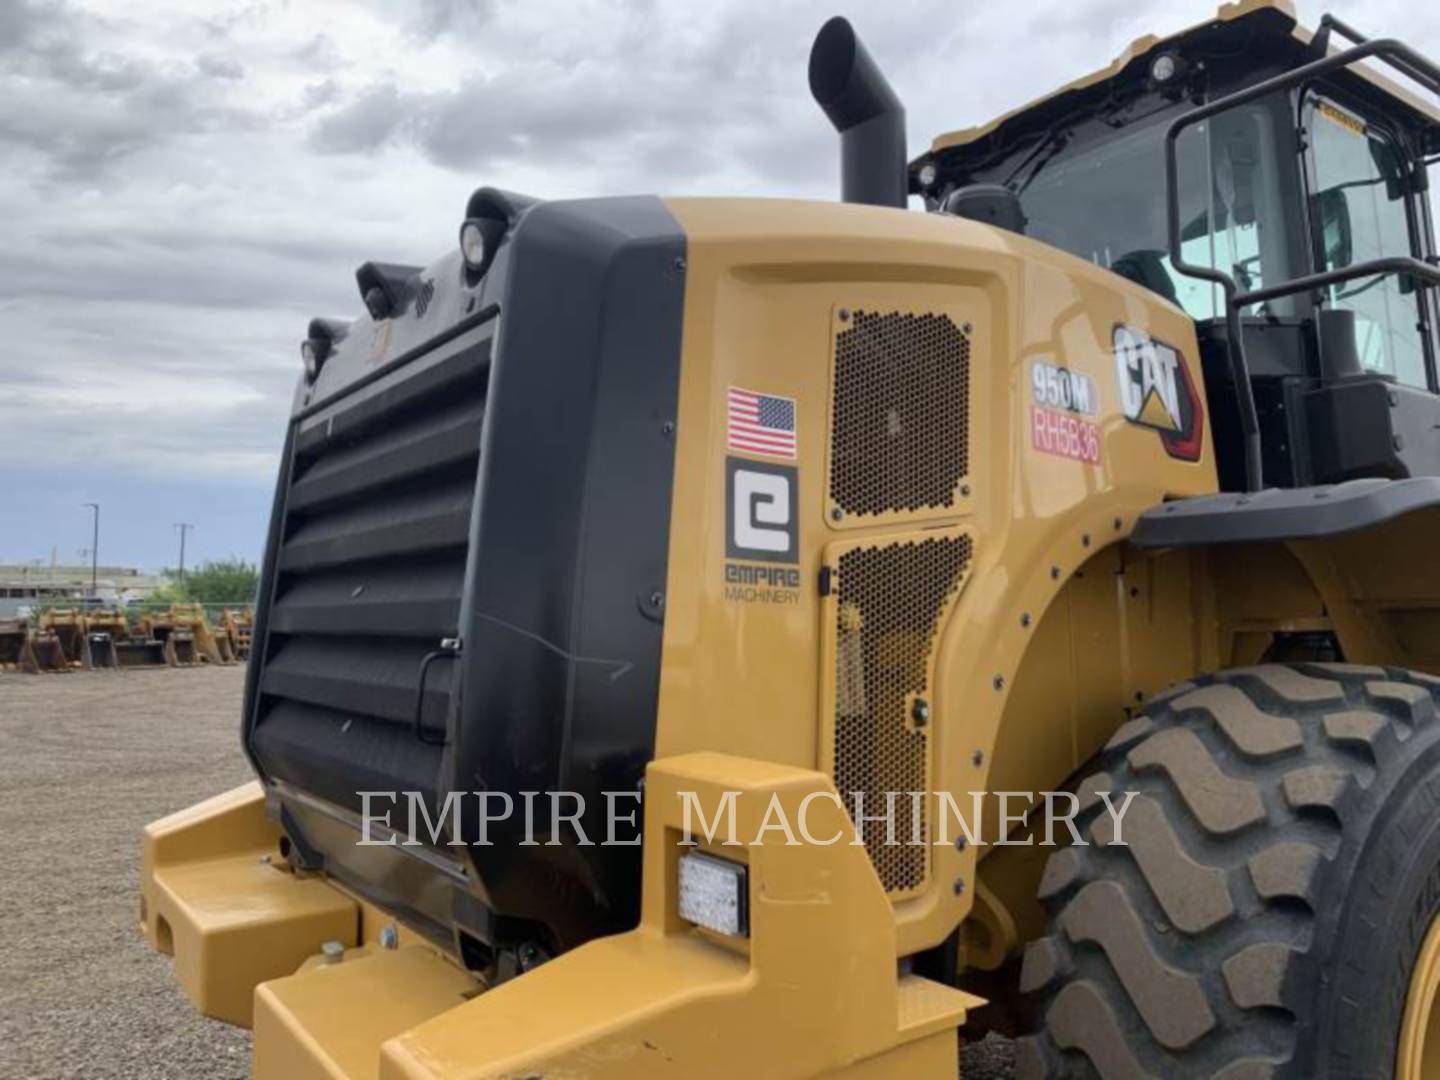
[414,637,461,746]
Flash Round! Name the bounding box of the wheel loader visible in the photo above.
[139,1,1440,1076]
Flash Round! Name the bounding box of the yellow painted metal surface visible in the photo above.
[140,782,359,1026]
[1290,508,1440,672]
[658,197,1215,956]
[255,946,479,1080]
[816,1028,958,1078]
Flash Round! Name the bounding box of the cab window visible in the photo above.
[1010,97,1298,322]
[1167,103,1299,321]
[1306,96,1427,387]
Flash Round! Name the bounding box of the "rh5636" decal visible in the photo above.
[1030,361,1100,464]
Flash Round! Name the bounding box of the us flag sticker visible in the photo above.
[727,386,797,459]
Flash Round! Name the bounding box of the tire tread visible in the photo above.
[1019,665,1440,1077]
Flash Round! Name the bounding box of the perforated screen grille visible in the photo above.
[830,310,971,519]
[832,534,972,894]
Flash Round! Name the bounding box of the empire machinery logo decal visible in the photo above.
[722,385,802,605]
[725,456,802,605]
[1112,325,1204,462]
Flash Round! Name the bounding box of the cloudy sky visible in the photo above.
[2,0,1437,571]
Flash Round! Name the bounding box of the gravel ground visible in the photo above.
[0,663,1015,1079]
[0,666,253,1080]
[964,1032,1016,1079]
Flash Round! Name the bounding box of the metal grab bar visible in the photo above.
[414,638,462,746]
[1312,14,1440,94]
[1235,255,1440,308]
[1163,31,1440,492]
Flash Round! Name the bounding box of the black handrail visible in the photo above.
[1235,255,1440,308]
[1312,14,1440,94]
[1164,30,1440,492]
[1311,12,1364,53]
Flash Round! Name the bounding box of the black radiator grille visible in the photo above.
[251,340,489,813]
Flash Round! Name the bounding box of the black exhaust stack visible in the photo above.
[808,16,907,209]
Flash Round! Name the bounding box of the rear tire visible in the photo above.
[1016,664,1440,1078]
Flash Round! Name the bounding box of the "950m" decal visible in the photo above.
[1030,361,1101,464]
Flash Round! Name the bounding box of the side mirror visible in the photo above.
[940,184,1027,235]
[1316,187,1353,270]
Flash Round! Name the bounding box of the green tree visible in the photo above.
[141,583,189,607]
[161,559,260,604]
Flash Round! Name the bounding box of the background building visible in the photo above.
[0,564,167,618]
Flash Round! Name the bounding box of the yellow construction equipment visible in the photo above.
[104,610,168,669]
[220,607,253,661]
[2,609,149,673]
[172,604,235,664]
[9,617,70,673]
[141,607,202,666]
[39,608,89,670]
[0,618,41,673]
[81,609,130,670]
[140,3,1440,1076]
[142,611,195,666]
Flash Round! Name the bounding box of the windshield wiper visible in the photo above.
[1007,130,1071,197]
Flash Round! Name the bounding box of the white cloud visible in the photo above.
[2,0,1438,497]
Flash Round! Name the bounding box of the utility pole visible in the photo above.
[175,523,194,582]
[82,503,99,597]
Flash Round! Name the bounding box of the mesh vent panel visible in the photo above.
[830,310,971,518]
[833,534,972,894]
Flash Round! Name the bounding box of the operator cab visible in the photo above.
[913,1,1440,491]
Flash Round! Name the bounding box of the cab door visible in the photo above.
[1303,93,1436,388]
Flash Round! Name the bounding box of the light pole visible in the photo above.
[175,523,194,582]
[82,503,99,597]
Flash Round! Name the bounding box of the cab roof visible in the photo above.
[924,0,1440,166]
